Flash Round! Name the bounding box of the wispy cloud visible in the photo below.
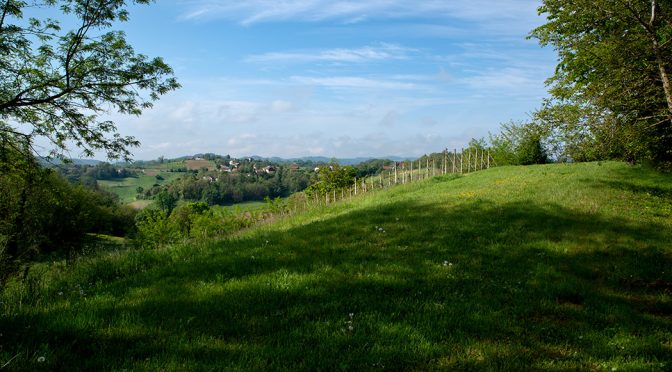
[246,43,414,63]
[461,67,546,98]
[181,0,540,26]
[290,76,422,90]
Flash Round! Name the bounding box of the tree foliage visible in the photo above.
[1,138,136,276]
[0,0,179,160]
[489,121,549,166]
[305,164,356,196]
[530,0,672,163]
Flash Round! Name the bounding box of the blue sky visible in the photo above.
[97,0,556,160]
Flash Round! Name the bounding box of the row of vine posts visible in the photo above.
[303,147,496,208]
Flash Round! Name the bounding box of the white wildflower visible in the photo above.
[37,356,46,363]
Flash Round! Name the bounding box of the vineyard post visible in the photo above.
[394,162,398,184]
[481,149,484,170]
[444,149,447,175]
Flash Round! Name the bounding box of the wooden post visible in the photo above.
[468,150,474,172]
[460,148,463,174]
[354,177,357,195]
[474,148,478,171]
[466,151,470,173]
[443,149,447,175]
[480,150,484,170]
[487,150,490,169]
[394,162,398,184]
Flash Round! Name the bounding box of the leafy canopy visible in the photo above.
[0,0,179,161]
[530,0,672,162]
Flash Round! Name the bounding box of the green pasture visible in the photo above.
[98,171,184,203]
[2,162,671,370]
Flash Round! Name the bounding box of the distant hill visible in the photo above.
[39,157,102,167]
[131,154,414,166]
[252,155,414,165]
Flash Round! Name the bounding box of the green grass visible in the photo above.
[98,171,184,203]
[211,200,275,215]
[2,162,672,370]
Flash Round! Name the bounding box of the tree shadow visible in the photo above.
[2,197,672,369]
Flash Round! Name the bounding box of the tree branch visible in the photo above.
[0,0,10,32]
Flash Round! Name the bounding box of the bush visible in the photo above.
[134,209,180,249]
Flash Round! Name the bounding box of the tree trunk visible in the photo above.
[649,0,672,123]
[653,43,672,123]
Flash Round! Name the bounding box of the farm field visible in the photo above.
[185,159,215,171]
[2,162,671,370]
[98,171,184,203]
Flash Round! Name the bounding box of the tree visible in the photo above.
[531,0,672,162]
[489,121,550,165]
[155,189,177,215]
[0,0,179,161]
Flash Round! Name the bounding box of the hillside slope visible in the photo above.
[2,162,671,370]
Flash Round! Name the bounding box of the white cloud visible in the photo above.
[181,0,540,27]
[461,68,543,97]
[271,100,295,112]
[246,43,415,63]
[291,76,422,90]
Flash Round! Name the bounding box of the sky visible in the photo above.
[67,0,557,160]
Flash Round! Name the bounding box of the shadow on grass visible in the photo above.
[3,197,672,369]
[587,164,672,200]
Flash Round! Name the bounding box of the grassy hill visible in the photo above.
[98,171,183,204]
[1,162,671,369]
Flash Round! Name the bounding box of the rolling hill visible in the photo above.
[1,161,671,370]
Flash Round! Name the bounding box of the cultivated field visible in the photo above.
[185,159,215,171]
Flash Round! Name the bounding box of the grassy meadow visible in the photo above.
[1,162,671,370]
[98,171,184,204]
